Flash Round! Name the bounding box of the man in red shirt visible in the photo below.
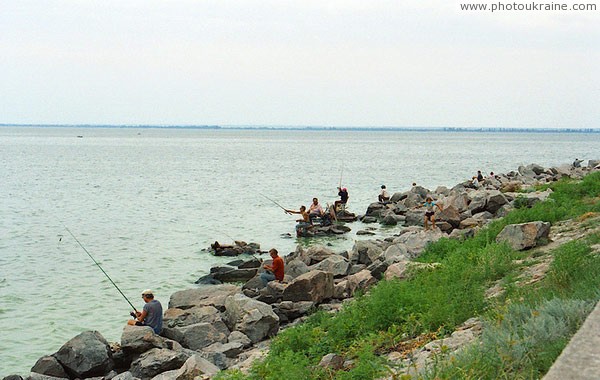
[260,248,284,286]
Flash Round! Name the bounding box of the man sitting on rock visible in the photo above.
[260,248,284,287]
[127,289,163,334]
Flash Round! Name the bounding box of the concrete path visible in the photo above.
[543,300,600,379]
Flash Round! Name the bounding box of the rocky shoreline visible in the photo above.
[5,160,599,380]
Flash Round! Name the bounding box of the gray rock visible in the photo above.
[223,294,280,343]
[111,371,138,380]
[177,321,230,350]
[284,259,311,280]
[367,260,389,280]
[54,331,114,379]
[31,356,68,378]
[283,270,334,304]
[129,348,189,380]
[26,375,68,380]
[437,205,461,228]
[485,190,509,214]
[168,284,239,311]
[203,341,244,358]
[496,221,551,250]
[382,243,410,264]
[162,305,221,329]
[211,267,258,283]
[272,301,314,322]
[350,240,384,265]
[312,255,350,278]
[120,325,173,355]
[467,190,488,214]
[404,210,425,227]
[174,354,219,379]
[361,216,378,223]
[345,270,377,296]
[318,353,344,370]
[227,331,252,348]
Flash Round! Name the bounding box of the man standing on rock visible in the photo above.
[260,248,284,286]
[127,289,163,334]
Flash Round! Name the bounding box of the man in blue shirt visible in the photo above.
[127,289,163,334]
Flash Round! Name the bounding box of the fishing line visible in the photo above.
[259,193,288,212]
[59,222,138,313]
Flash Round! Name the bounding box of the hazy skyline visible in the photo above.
[1,1,598,128]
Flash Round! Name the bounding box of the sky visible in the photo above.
[1,0,599,128]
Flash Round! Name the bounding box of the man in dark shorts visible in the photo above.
[127,289,163,334]
[421,196,443,231]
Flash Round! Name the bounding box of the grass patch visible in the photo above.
[216,172,600,380]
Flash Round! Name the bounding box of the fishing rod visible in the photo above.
[259,193,288,212]
[339,164,344,189]
[60,224,138,313]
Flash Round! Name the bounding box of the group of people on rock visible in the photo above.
[284,187,350,235]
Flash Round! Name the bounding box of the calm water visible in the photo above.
[1,126,598,375]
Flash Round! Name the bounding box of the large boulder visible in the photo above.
[467,190,488,214]
[485,190,509,214]
[30,356,68,378]
[496,221,551,250]
[174,354,220,379]
[54,331,114,378]
[282,270,334,303]
[210,266,258,283]
[284,259,311,279]
[296,246,336,265]
[393,229,444,258]
[162,305,221,329]
[437,205,461,228]
[129,348,189,380]
[312,255,351,278]
[120,325,170,354]
[443,192,470,213]
[382,243,410,264]
[345,269,377,296]
[223,294,279,343]
[350,240,384,265]
[168,284,239,311]
[176,321,230,350]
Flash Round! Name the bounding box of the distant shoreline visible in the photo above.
[1,124,599,133]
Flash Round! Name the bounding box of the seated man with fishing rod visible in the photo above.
[308,197,325,222]
[260,248,285,287]
[127,289,163,334]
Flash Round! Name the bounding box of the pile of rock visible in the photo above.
[9,160,598,380]
[207,241,261,257]
[360,161,599,238]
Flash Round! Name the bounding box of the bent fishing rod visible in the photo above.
[259,193,288,212]
[60,223,138,313]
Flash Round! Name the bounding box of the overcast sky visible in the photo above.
[1,1,598,128]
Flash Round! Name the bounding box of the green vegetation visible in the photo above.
[215,172,600,380]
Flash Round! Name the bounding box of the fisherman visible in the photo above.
[334,187,349,211]
[378,185,390,203]
[285,205,313,236]
[127,289,163,334]
[573,158,583,168]
[308,197,324,222]
[260,248,284,286]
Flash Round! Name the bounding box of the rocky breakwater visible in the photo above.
[360,160,600,238]
[7,160,599,380]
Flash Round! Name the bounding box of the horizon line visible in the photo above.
[1,123,599,133]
